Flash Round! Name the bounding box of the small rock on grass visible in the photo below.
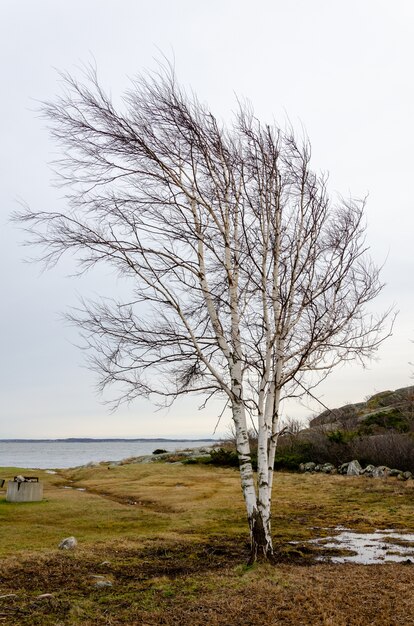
[58,536,77,550]
[94,580,113,588]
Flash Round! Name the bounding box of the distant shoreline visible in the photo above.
[0,438,218,443]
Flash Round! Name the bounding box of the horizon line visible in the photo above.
[0,437,220,442]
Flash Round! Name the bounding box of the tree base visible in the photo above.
[248,509,273,564]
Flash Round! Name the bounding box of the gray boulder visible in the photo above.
[338,462,350,474]
[402,471,413,480]
[58,536,77,550]
[388,468,401,477]
[303,462,316,472]
[347,460,362,476]
[321,463,335,474]
[361,464,376,476]
[372,466,391,478]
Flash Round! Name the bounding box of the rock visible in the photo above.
[303,462,316,472]
[314,464,322,472]
[397,473,405,481]
[372,466,391,478]
[59,536,77,550]
[388,468,401,477]
[338,462,350,474]
[15,475,25,482]
[94,580,113,588]
[402,471,413,480]
[347,460,362,476]
[321,463,335,474]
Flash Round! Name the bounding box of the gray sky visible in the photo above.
[1,0,413,438]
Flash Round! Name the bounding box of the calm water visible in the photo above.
[0,440,217,469]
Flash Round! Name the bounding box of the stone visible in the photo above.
[347,460,362,476]
[94,580,113,588]
[402,471,413,480]
[59,536,77,550]
[388,468,401,477]
[372,466,391,478]
[303,462,316,472]
[321,463,335,474]
[362,464,376,475]
[338,462,350,474]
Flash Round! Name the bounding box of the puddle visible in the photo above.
[310,527,414,564]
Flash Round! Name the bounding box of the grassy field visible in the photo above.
[0,463,414,625]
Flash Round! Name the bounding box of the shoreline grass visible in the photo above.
[1,464,414,624]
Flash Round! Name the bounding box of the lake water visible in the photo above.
[0,440,218,469]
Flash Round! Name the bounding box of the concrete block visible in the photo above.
[6,481,43,502]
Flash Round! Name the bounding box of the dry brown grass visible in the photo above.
[1,544,414,625]
[1,464,414,624]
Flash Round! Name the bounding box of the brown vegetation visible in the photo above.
[1,464,414,624]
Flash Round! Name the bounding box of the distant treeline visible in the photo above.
[0,438,217,443]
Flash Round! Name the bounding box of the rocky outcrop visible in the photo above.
[76,446,220,469]
[309,386,414,433]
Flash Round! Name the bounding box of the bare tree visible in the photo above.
[15,65,392,561]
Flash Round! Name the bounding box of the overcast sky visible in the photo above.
[1,0,413,439]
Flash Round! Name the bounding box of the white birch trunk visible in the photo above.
[232,400,273,561]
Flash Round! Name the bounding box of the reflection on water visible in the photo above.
[311,527,414,564]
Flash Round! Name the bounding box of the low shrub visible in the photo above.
[182,456,211,465]
[274,447,312,471]
[208,447,240,468]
